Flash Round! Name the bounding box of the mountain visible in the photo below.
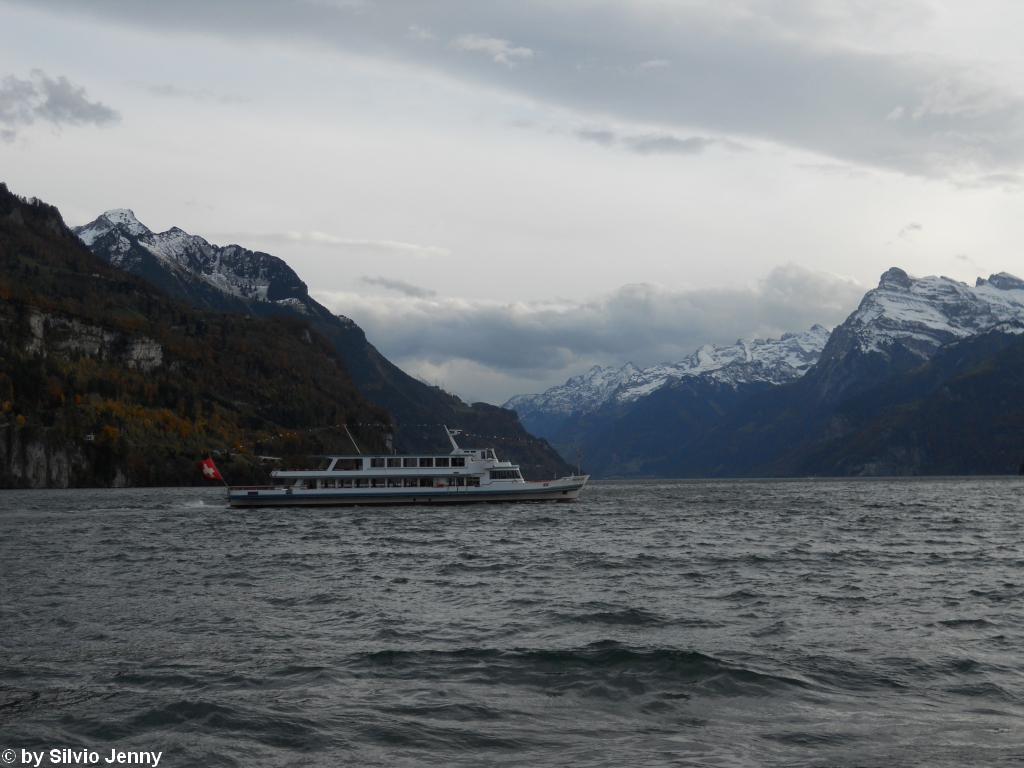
[74,209,572,478]
[75,209,323,316]
[507,267,1024,478]
[663,269,1024,477]
[808,267,1024,403]
[505,325,830,439]
[0,184,392,487]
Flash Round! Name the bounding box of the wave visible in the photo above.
[349,641,810,700]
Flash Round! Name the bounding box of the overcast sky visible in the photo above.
[3,0,1024,403]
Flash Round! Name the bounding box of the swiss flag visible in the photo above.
[199,457,223,481]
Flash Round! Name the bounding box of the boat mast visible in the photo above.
[445,426,463,453]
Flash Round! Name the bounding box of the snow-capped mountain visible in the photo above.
[505,324,831,424]
[74,209,314,314]
[811,267,1024,402]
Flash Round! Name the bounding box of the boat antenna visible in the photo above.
[344,425,362,455]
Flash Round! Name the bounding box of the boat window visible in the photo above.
[451,457,466,467]
[403,457,417,467]
[387,457,401,468]
[448,476,466,486]
[489,470,522,480]
[403,478,417,487]
[342,479,353,488]
[387,478,402,488]
[371,478,385,488]
[370,457,385,468]
[317,458,332,471]
[333,458,362,471]
[419,457,433,467]
[435,457,450,467]
[419,478,432,487]
[468,477,480,487]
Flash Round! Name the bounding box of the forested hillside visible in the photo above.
[0,184,391,487]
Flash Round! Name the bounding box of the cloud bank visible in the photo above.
[209,230,450,258]
[0,69,119,141]
[315,263,866,403]
[14,0,1024,181]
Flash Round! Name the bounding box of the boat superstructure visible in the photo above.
[227,428,588,507]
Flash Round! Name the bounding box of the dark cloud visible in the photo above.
[0,69,119,141]
[361,275,437,298]
[11,0,1023,180]
[318,264,865,378]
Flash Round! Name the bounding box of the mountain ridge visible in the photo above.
[507,266,1024,477]
[505,324,830,439]
[74,207,572,477]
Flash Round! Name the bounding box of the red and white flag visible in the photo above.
[199,457,223,482]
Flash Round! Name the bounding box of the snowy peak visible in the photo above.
[104,209,150,236]
[504,325,831,419]
[977,272,1024,291]
[506,362,642,418]
[75,208,151,246]
[842,267,1024,359]
[73,211,311,308]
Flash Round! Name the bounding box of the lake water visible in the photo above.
[2,479,1023,766]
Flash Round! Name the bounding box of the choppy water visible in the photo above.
[2,479,1024,767]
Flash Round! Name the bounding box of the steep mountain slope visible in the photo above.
[74,209,571,477]
[798,329,1024,475]
[555,376,776,477]
[506,325,830,439]
[0,184,392,487]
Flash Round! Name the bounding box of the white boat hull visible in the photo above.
[227,476,589,507]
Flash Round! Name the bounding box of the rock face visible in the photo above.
[0,423,88,488]
[505,325,830,438]
[20,307,162,372]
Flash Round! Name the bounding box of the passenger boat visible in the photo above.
[227,428,588,507]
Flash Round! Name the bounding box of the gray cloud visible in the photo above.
[453,33,533,67]
[361,275,437,298]
[573,128,722,156]
[575,129,616,147]
[897,222,923,238]
[627,135,713,156]
[13,1,1024,180]
[0,69,119,141]
[315,263,866,401]
[137,82,248,105]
